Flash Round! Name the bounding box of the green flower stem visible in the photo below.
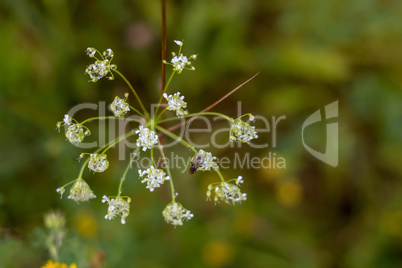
[49,245,59,262]
[77,132,136,178]
[113,69,149,118]
[58,179,79,190]
[156,112,231,124]
[101,131,136,154]
[129,105,144,117]
[80,116,116,125]
[155,126,197,153]
[238,113,253,119]
[215,169,226,183]
[156,107,169,121]
[117,148,140,195]
[80,116,144,125]
[154,70,175,117]
[78,157,94,178]
[151,146,154,165]
[116,177,126,198]
[95,50,104,60]
[121,148,140,179]
[158,145,176,201]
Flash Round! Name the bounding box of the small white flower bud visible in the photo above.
[174,40,183,46]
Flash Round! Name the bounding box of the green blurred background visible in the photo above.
[1,0,402,267]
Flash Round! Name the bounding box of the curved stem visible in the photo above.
[157,112,231,124]
[80,116,116,125]
[158,145,175,201]
[215,169,226,183]
[80,116,144,125]
[77,132,136,179]
[156,126,197,153]
[129,105,144,117]
[154,70,175,117]
[113,69,149,118]
[156,107,168,121]
[117,148,140,195]
[238,113,253,120]
[101,131,136,154]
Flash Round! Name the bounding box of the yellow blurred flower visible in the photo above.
[74,212,98,237]
[275,180,303,207]
[234,210,259,237]
[258,166,285,184]
[41,260,77,268]
[202,241,234,267]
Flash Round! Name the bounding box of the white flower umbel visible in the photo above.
[65,124,89,145]
[67,178,96,203]
[102,195,131,224]
[163,92,188,117]
[192,149,218,172]
[88,153,109,173]
[85,48,117,82]
[229,118,258,143]
[57,115,90,140]
[162,201,193,226]
[163,40,197,74]
[207,176,247,205]
[135,126,159,151]
[110,95,130,117]
[138,166,170,192]
[200,150,218,171]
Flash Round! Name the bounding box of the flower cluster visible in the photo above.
[110,94,130,117]
[85,47,117,82]
[59,178,96,203]
[56,41,256,227]
[138,166,170,192]
[207,176,247,205]
[102,195,131,224]
[163,92,188,117]
[43,211,66,253]
[135,126,159,151]
[192,149,218,172]
[57,114,90,146]
[229,117,258,143]
[163,40,197,74]
[162,202,194,226]
[65,124,86,145]
[88,153,109,173]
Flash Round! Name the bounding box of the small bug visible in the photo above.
[189,155,204,174]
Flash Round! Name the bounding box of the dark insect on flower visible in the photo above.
[189,155,204,174]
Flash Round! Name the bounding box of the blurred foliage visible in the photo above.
[1,0,402,267]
